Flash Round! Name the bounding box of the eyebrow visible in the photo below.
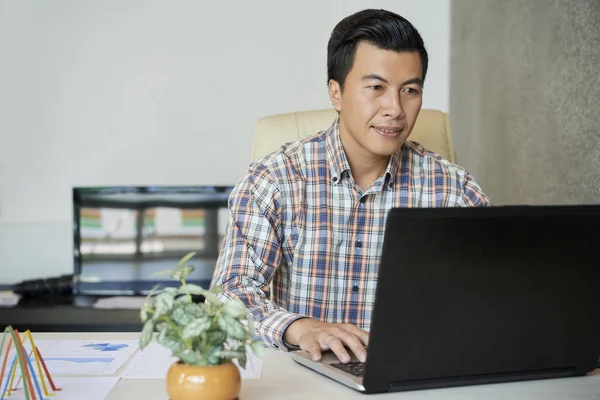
[361,74,423,87]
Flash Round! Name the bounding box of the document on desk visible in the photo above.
[7,340,139,376]
[120,342,263,379]
[6,377,120,400]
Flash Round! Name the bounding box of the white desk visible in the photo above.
[27,333,600,399]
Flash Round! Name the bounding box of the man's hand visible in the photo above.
[283,318,369,363]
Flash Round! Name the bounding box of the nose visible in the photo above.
[382,91,404,119]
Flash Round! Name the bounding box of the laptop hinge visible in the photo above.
[389,367,576,392]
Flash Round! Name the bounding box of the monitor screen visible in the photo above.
[72,185,234,295]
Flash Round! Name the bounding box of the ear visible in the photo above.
[328,79,342,112]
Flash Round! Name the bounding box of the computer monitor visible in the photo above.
[72,185,233,296]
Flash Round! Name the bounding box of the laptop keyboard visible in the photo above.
[331,361,365,377]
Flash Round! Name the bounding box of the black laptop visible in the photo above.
[291,205,600,393]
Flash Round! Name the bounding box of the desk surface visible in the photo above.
[21,333,600,399]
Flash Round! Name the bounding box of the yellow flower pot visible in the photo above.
[166,361,241,400]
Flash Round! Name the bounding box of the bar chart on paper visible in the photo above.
[7,340,139,376]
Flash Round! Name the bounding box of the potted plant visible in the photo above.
[139,252,265,400]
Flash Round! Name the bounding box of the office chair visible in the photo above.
[251,108,455,162]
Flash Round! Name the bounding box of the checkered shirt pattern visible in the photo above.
[211,118,490,350]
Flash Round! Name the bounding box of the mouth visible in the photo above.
[372,126,404,138]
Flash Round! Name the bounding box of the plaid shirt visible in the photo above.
[211,118,490,350]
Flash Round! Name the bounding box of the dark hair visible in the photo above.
[327,9,429,90]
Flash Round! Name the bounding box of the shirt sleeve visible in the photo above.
[210,162,305,351]
[459,173,492,207]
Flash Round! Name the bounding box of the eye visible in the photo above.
[402,87,420,95]
[368,85,384,91]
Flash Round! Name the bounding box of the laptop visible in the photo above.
[290,205,600,393]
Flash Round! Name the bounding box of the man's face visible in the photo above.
[329,41,423,158]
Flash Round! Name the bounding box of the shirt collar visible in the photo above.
[384,148,402,189]
[325,118,351,185]
[325,117,402,188]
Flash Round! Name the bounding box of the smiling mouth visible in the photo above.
[373,126,404,137]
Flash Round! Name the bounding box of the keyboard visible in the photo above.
[330,361,365,377]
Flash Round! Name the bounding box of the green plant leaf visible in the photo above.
[157,323,168,343]
[170,305,193,327]
[218,348,246,367]
[181,316,212,340]
[141,284,161,311]
[217,313,247,341]
[162,287,178,295]
[140,319,154,349]
[155,321,168,335]
[158,331,184,353]
[205,329,227,346]
[151,269,174,277]
[175,351,202,366]
[237,352,248,369]
[186,284,220,304]
[174,293,192,306]
[251,340,266,358]
[184,302,207,318]
[223,298,247,318]
[205,345,225,366]
[246,314,256,336]
[146,283,162,297]
[171,265,195,280]
[140,305,150,322]
[178,252,197,267]
[211,285,224,295]
[170,302,206,327]
[153,291,175,319]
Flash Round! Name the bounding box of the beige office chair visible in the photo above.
[251,108,456,163]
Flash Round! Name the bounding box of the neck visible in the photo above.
[339,127,390,191]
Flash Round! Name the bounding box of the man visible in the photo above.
[211,9,490,365]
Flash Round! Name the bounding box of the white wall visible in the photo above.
[0,0,450,284]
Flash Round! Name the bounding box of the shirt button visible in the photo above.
[272,343,279,349]
[360,197,366,203]
[352,285,359,293]
[356,240,362,248]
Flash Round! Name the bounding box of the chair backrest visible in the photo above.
[251,108,456,162]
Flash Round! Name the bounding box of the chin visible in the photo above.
[372,138,406,156]
[371,145,402,157]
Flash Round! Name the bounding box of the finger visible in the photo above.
[333,328,367,363]
[322,334,351,363]
[341,324,370,347]
[300,337,323,362]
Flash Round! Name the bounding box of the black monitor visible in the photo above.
[72,185,233,296]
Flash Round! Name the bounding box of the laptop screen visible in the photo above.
[72,185,233,296]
